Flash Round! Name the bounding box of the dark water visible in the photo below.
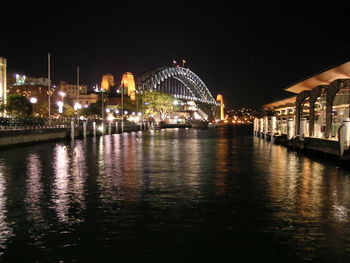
[0,126,350,262]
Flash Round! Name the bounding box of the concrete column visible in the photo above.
[259,118,264,138]
[287,117,294,140]
[83,121,87,138]
[93,122,96,137]
[139,121,142,131]
[253,118,257,135]
[116,122,119,133]
[271,116,277,134]
[264,117,268,133]
[339,118,350,156]
[70,120,75,140]
[108,122,112,135]
[121,121,124,133]
[300,117,306,140]
[264,116,268,139]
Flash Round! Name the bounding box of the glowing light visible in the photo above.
[57,101,63,113]
[74,102,82,110]
[115,109,120,114]
[30,97,37,104]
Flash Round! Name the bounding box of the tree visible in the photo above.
[6,94,32,117]
[63,104,75,117]
[79,102,101,118]
[142,91,175,121]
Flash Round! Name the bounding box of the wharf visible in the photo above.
[256,131,350,161]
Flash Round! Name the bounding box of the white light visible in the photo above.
[124,110,128,115]
[30,97,37,104]
[138,112,142,116]
[105,108,110,113]
[57,101,63,107]
[132,112,135,115]
[115,109,120,114]
[74,102,82,110]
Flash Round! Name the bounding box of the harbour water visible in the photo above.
[0,126,350,262]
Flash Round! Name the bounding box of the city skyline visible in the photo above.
[2,1,350,109]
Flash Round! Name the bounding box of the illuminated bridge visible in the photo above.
[136,66,217,105]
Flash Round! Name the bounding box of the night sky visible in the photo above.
[2,1,350,109]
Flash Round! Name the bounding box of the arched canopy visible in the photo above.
[136,67,217,105]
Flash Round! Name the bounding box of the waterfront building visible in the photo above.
[263,60,350,139]
[0,57,6,103]
[7,74,56,116]
[257,60,350,159]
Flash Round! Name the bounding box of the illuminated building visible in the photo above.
[70,93,99,108]
[121,72,136,101]
[0,57,7,103]
[59,81,87,97]
[216,94,225,120]
[7,73,57,116]
[101,74,115,92]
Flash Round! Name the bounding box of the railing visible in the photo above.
[0,118,151,132]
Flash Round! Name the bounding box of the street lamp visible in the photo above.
[74,102,81,111]
[57,101,64,113]
[30,97,37,116]
[59,91,66,106]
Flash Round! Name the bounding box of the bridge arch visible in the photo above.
[136,67,217,105]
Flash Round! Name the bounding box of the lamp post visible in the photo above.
[59,91,66,104]
[101,89,104,122]
[58,91,66,119]
[121,82,124,132]
[30,97,37,116]
[74,102,81,122]
[57,101,63,113]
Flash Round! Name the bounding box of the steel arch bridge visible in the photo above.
[135,67,217,105]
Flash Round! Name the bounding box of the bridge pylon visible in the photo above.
[216,94,225,121]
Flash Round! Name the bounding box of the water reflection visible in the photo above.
[51,142,87,223]
[0,127,350,261]
[0,160,12,254]
[52,144,70,222]
[25,153,44,223]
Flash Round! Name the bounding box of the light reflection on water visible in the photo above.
[0,160,12,254]
[0,126,350,261]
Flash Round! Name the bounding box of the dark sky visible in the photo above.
[2,1,350,109]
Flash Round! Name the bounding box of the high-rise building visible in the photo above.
[0,57,7,103]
